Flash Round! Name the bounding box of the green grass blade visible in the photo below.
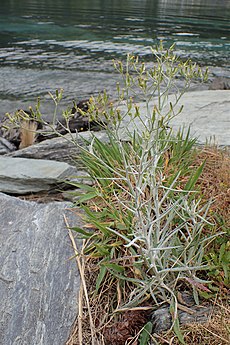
[77,191,99,203]
[139,321,153,345]
[185,161,205,191]
[95,266,107,293]
[70,226,92,238]
[170,301,186,345]
[102,262,125,274]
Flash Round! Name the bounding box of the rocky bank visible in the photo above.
[0,89,229,344]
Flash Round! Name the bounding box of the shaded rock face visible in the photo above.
[0,137,16,155]
[209,77,230,90]
[0,193,81,345]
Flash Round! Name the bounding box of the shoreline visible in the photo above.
[0,63,229,121]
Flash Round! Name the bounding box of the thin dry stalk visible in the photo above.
[78,283,84,344]
[65,216,97,345]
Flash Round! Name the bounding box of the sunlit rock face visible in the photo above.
[0,193,82,345]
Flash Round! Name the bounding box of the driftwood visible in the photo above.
[0,110,43,149]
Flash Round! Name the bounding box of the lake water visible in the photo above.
[0,0,230,116]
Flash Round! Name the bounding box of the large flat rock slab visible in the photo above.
[0,157,77,194]
[0,193,81,345]
[121,90,230,146]
[169,90,230,146]
[7,131,108,164]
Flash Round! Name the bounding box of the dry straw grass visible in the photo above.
[194,146,230,228]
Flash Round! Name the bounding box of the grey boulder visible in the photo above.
[0,157,78,194]
[0,193,81,345]
[7,131,108,165]
[119,90,230,146]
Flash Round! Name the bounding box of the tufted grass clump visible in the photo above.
[67,44,226,344]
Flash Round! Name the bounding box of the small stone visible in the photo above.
[0,137,17,154]
[151,293,213,333]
